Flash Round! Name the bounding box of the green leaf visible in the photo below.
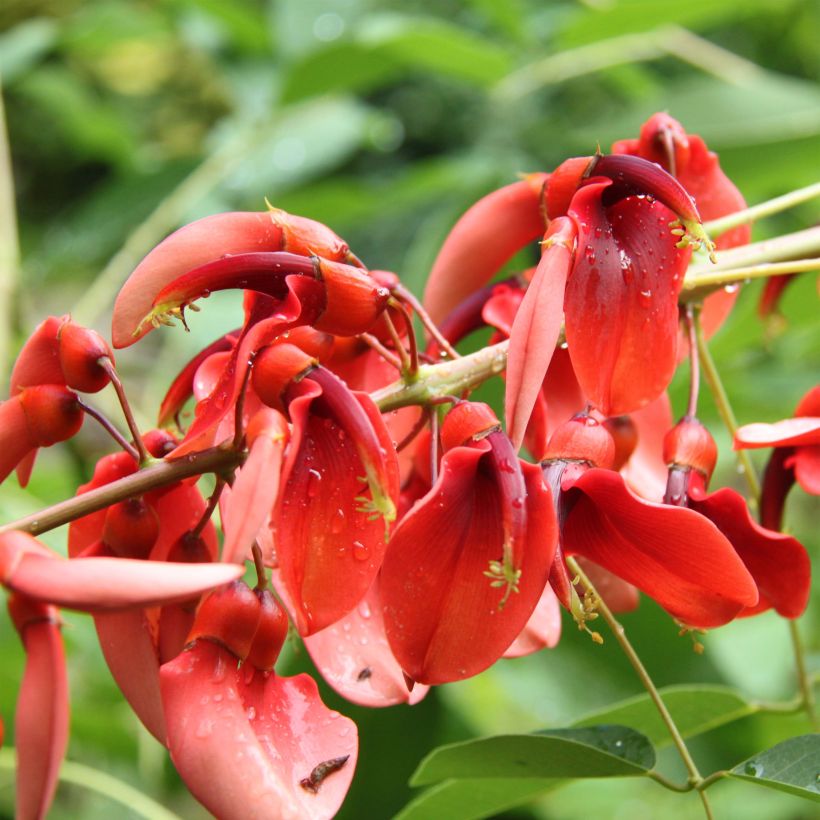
[410,725,655,787]
[728,735,820,802]
[573,684,758,746]
[0,18,57,83]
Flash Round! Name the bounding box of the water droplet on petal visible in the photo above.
[352,541,369,561]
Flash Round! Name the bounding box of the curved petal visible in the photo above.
[423,176,548,324]
[563,470,758,628]
[503,584,562,658]
[619,393,673,502]
[381,452,555,684]
[8,316,66,395]
[8,595,68,820]
[0,394,38,485]
[505,218,573,451]
[688,487,810,619]
[564,182,690,416]
[304,580,430,707]
[735,417,820,449]
[161,642,357,820]
[793,445,820,495]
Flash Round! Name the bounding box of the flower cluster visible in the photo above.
[0,114,814,819]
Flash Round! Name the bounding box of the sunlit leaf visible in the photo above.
[728,735,820,802]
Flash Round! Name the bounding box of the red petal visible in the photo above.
[304,579,430,707]
[563,470,758,628]
[8,596,68,820]
[381,453,555,684]
[793,445,820,495]
[503,583,562,658]
[734,417,820,449]
[94,609,166,742]
[576,557,639,613]
[0,394,37,485]
[564,182,689,415]
[619,393,673,502]
[688,487,810,619]
[8,316,66,394]
[275,380,399,635]
[112,212,291,347]
[423,176,548,324]
[161,642,357,819]
[505,218,574,451]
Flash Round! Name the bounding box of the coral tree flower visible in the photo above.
[735,385,820,529]
[381,402,557,684]
[541,415,759,629]
[160,581,357,820]
[664,418,811,619]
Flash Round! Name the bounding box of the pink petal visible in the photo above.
[9,596,68,820]
[505,218,573,451]
[161,642,357,820]
[734,417,820,449]
[423,176,548,324]
[304,580,430,707]
[503,584,562,658]
[563,470,758,628]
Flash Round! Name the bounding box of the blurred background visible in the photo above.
[0,1,818,818]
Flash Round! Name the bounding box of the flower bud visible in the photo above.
[540,414,615,469]
[252,343,317,411]
[440,402,500,451]
[102,498,160,559]
[57,322,114,393]
[19,384,84,446]
[186,580,261,661]
[245,589,289,671]
[663,418,717,481]
[313,259,391,336]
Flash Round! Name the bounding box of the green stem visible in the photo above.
[704,180,820,236]
[787,619,819,730]
[0,446,243,537]
[693,311,761,502]
[647,770,693,793]
[0,748,182,820]
[566,557,714,820]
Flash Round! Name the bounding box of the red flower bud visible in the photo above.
[186,580,261,661]
[57,322,113,393]
[663,418,718,481]
[245,589,289,671]
[19,384,84,446]
[102,498,160,559]
[541,414,615,469]
[312,259,391,336]
[252,343,317,410]
[440,402,500,451]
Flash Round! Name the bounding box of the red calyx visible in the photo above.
[440,402,501,451]
[245,589,289,671]
[19,384,84,447]
[186,580,261,661]
[252,343,317,411]
[540,414,616,469]
[663,418,718,481]
[102,498,160,559]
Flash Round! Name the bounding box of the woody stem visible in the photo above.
[566,556,714,819]
[77,399,140,461]
[99,359,151,464]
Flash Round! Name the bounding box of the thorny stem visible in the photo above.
[693,311,761,502]
[704,179,820,237]
[100,358,150,464]
[77,398,140,461]
[0,446,244,537]
[566,556,714,820]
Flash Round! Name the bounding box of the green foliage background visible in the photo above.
[0,1,818,818]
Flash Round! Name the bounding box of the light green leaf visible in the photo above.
[410,725,655,787]
[728,735,820,802]
[0,19,57,83]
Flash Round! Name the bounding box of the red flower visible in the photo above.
[380,402,556,684]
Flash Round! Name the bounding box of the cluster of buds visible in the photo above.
[0,113,816,819]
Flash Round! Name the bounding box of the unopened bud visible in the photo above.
[57,321,114,393]
[19,384,84,446]
[541,414,615,469]
[102,498,160,559]
[186,580,261,661]
[440,402,500,451]
[663,417,717,481]
[245,589,289,670]
[252,343,317,411]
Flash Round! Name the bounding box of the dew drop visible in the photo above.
[247,706,257,721]
[638,289,652,307]
[358,600,372,619]
[331,508,345,533]
[744,761,763,777]
[352,541,369,561]
[307,468,322,498]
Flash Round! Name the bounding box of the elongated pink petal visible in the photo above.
[423,175,548,323]
[503,584,562,658]
[304,580,429,707]
[563,470,758,628]
[161,642,357,820]
[94,610,165,742]
[688,487,810,619]
[9,596,68,820]
[563,182,690,416]
[505,218,574,451]
[382,452,555,684]
[735,417,820,449]
[7,551,242,611]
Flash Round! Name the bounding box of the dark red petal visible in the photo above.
[564,181,690,416]
[160,642,357,820]
[423,175,548,324]
[688,487,810,619]
[381,451,555,684]
[563,470,758,628]
[304,579,430,707]
[505,218,574,451]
